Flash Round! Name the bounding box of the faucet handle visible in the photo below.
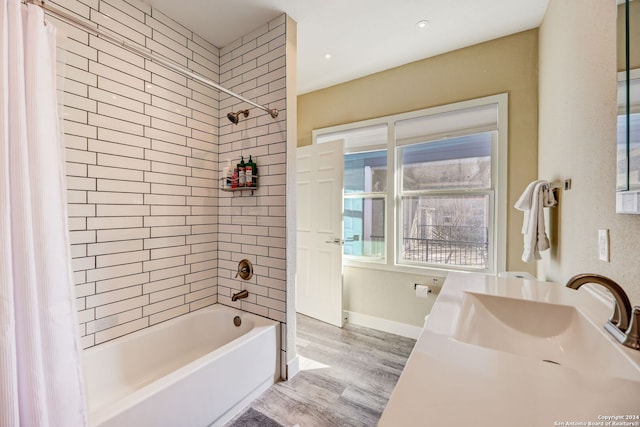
[235,259,253,280]
[623,307,640,351]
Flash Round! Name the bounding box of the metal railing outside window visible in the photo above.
[401,225,488,268]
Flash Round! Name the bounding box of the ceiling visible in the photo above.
[143,0,550,94]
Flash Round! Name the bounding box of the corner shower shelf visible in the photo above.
[220,177,259,195]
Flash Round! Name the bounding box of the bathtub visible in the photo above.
[82,304,279,427]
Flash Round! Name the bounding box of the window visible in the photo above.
[313,94,507,273]
[399,133,493,269]
[344,151,386,258]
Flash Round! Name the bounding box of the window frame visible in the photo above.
[312,94,508,275]
[396,131,496,271]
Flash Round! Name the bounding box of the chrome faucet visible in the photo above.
[231,289,249,302]
[566,273,640,350]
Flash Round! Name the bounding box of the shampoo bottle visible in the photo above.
[238,156,246,187]
[246,155,257,187]
[231,161,239,188]
[222,159,232,189]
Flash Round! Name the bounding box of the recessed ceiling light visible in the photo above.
[324,53,332,59]
[416,20,429,30]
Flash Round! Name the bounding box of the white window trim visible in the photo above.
[312,93,508,276]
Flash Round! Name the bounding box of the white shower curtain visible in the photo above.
[0,1,87,426]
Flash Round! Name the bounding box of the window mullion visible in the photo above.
[399,189,493,198]
[387,120,396,268]
[344,192,386,199]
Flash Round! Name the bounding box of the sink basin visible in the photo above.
[453,292,640,381]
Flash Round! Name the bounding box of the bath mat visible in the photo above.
[228,408,285,427]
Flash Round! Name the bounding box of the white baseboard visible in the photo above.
[344,310,423,339]
[286,355,300,380]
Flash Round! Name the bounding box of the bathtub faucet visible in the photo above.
[231,290,249,302]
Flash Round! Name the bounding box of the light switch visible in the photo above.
[598,229,610,262]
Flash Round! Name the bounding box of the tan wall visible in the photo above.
[297,30,539,326]
[539,0,640,305]
[343,267,441,327]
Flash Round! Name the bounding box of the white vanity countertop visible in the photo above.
[379,272,640,427]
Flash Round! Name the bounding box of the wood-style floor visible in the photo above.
[227,314,416,427]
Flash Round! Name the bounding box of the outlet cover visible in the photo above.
[598,229,610,262]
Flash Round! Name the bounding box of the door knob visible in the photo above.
[325,238,343,245]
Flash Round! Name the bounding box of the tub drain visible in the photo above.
[233,316,242,327]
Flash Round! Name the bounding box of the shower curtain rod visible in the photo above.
[27,0,279,119]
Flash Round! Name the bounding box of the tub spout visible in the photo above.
[231,290,249,302]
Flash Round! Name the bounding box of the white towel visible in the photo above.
[514,180,557,263]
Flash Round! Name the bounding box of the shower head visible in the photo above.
[227,110,249,125]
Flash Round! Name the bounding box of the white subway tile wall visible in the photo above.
[218,14,289,365]
[51,0,289,350]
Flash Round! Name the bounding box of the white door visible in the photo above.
[296,139,344,327]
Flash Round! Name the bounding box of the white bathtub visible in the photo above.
[83,304,279,427]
